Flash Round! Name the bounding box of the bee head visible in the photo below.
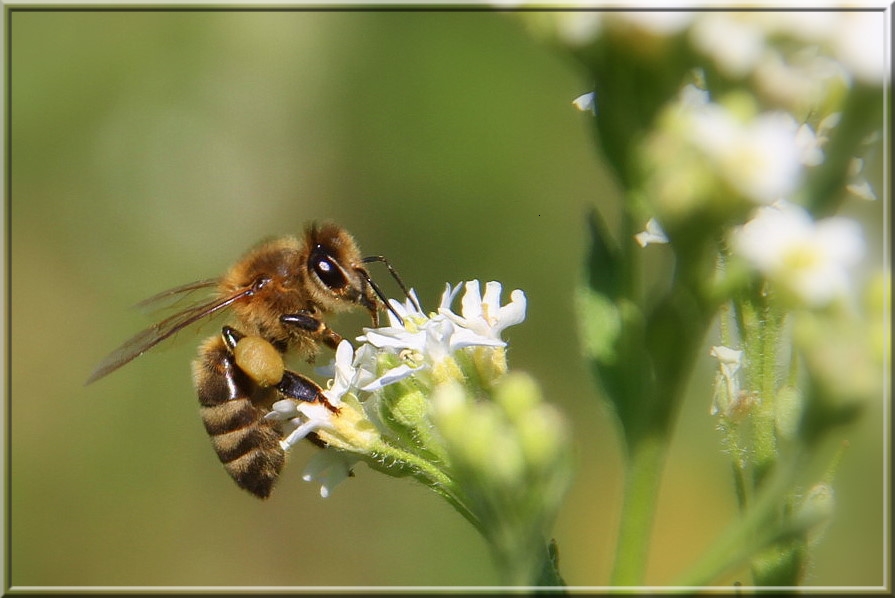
[304,223,381,323]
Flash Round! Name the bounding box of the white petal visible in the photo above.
[795,123,824,167]
[447,327,506,351]
[709,345,743,380]
[439,282,462,312]
[360,364,416,392]
[302,450,358,498]
[833,12,885,85]
[265,399,301,421]
[572,91,596,114]
[690,14,765,78]
[460,280,484,320]
[385,299,408,327]
[815,218,864,266]
[481,281,504,320]
[279,401,338,449]
[361,328,425,351]
[495,289,527,331]
[634,218,669,247]
[280,419,321,450]
[324,340,357,404]
[847,179,877,201]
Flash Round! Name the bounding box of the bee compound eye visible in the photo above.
[311,251,348,291]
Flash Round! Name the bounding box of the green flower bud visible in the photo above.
[775,385,804,441]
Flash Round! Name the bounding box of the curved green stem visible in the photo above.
[372,440,482,536]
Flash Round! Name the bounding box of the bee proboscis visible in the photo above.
[87,222,415,499]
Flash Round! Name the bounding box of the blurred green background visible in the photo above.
[8,10,885,588]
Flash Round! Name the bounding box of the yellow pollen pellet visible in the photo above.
[233,335,285,387]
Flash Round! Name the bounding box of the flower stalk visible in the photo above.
[526,8,884,588]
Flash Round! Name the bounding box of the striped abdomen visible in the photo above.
[192,335,284,499]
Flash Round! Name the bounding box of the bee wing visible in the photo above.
[133,278,221,312]
[86,285,253,385]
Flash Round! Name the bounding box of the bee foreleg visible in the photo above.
[280,312,344,351]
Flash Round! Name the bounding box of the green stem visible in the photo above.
[610,434,668,585]
[372,440,483,537]
[752,308,781,488]
[734,288,783,489]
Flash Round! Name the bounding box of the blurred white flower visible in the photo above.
[609,11,694,36]
[817,112,842,141]
[847,179,877,201]
[753,46,846,111]
[554,11,602,47]
[678,82,710,109]
[690,106,804,205]
[554,11,692,47]
[844,130,881,201]
[795,123,824,167]
[690,13,766,78]
[691,10,885,87]
[730,200,865,307]
[634,217,669,247]
[831,12,886,85]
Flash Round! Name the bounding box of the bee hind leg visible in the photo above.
[221,324,338,414]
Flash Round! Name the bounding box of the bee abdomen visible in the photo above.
[201,401,284,499]
[194,336,285,499]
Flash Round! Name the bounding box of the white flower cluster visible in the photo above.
[358,280,526,390]
[634,87,873,292]
[688,104,807,205]
[643,85,830,220]
[730,200,865,308]
[690,12,885,88]
[264,280,528,497]
[552,11,885,88]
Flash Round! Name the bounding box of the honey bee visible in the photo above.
[87,222,414,499]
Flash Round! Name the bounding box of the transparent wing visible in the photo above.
[133,278,221,312]
[86,284,252,385]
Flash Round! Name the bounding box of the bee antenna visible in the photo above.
[362,274,404,326]
[361,255,424,313]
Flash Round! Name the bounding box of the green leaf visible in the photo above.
[583,207,621,300]
[575,286,622,364]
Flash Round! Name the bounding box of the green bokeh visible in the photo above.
[8,9,885,588]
